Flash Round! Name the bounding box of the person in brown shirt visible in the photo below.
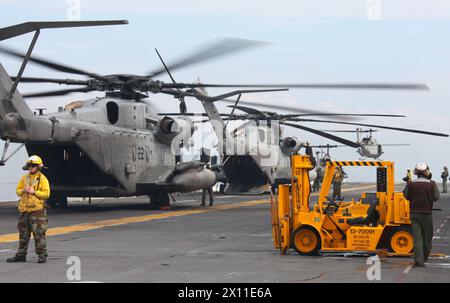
[403,163,440,267]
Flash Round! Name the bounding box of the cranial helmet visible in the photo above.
[414,162,429,176]
[23,155,44,170]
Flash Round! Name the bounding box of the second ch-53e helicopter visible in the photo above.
[322,128,411,159]
[199,103,447,193]
[0,20,445,207]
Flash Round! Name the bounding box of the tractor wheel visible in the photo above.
[388,227,414,254]
[292,226,321,255]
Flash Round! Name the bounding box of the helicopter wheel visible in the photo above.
[149,192,170,210]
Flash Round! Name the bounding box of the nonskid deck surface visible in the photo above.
[0,183,448,283]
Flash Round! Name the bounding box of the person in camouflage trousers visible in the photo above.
[16,211,48,260]
[332,166,345,200]
[7,155,50,264]
[312,166,324,192]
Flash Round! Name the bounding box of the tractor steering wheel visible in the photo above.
[325,196,340,207]
[323,196,340,213]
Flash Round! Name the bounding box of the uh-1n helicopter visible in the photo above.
[322,128,411,159]
[1,20,446,206]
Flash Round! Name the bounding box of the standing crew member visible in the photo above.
[403,169,413,183]
[201,186,214,206]
[312,166,323,192]
[7,155,50,264]
[201,164,214,206]
[332,166,345,200]
[403,163,440,267]
[441,166,448,193]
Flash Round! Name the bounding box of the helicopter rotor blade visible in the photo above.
[289,118,449,137]
[381,143,411,146]
[309,144,346,148]
[10,76,89,85]
[320,129,379,133]
[170,83,429,90]
[154,48,178,84]
[219,98,405,121]
[22,87,97,98]
[146,38,267,78]
[281,122,360,148]
[0,47,108,81]
[284,113,404,118]
[0,20,128,41]
[225,104,404,120]
[158,112,231,117]
[226,105,266,116]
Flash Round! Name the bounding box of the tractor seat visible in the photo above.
[346,193,379,226]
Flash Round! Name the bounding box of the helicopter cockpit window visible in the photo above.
[106,102,119,124]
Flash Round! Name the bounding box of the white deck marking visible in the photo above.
[403,265,413,275]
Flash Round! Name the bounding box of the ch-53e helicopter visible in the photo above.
[199,104,447,193]
[0,20,445,207]
[0,20,285,208]
[322,128,411,159]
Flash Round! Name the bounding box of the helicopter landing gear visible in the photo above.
[149,192,170,210]
[0,140,25,166]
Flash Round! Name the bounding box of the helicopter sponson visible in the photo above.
[280,136,302,154]
[155,116,195,146]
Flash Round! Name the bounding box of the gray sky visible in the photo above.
[0,0,449,199]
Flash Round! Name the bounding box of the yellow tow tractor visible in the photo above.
[272,155,413,256]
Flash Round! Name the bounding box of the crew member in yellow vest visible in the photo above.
[7,155,50,264]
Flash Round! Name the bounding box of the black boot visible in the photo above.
[37,256,47,264]
[6,255,26,263]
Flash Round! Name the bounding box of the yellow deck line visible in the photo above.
[0,184,376,244]
[0,200,268,244]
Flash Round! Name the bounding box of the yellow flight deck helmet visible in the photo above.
[23,155,44,170]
